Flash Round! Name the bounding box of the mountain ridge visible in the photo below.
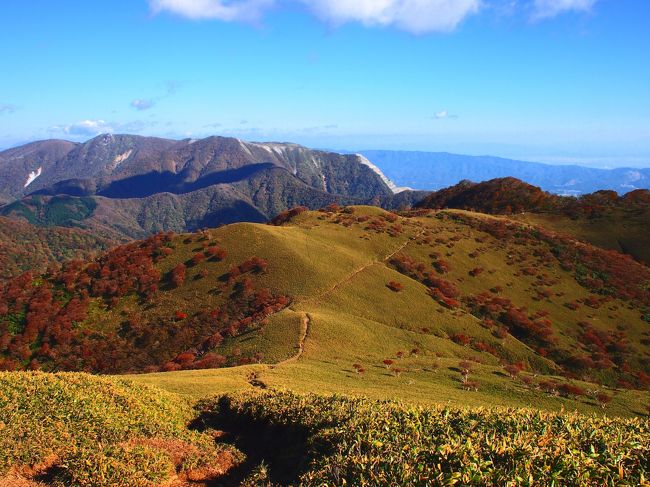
[1,134,400,201]
[0,134,406,239]
[2,205,648,394]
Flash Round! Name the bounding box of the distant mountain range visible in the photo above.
[0,134,415,239]
[2,135,649,246]
[359,150,650,195]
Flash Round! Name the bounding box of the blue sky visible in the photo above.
[0,0,648,167]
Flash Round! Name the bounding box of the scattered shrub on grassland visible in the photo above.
[269,206,309,226]
[445,212,650,309]
[386,281,403,292]
[203,391,649,486]
[0,372,242,485]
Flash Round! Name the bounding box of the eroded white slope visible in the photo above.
[355,154,409,194]
[24,167,42,188]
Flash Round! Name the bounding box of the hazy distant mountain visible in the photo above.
[0,140,77,204]
[360,150,650,195]
[0,134,402,238]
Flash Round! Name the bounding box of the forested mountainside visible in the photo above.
[0,134,408,239]
[0,215,118,280]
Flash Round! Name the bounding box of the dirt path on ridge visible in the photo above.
[276,231,422,366]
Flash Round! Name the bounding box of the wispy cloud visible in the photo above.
[166,80,183,94]
[302,0,481,34]
[433,110,458,120]
[131,98,157,111]
[50,119,157,137]
[0,103,18,114]
[130,79,184,111]
[531,0,597,20]
[148,0,273,22]
[148,0,480,34]
[51,120,115,136]
[295,124,339,134]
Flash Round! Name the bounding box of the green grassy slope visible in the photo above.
[123,206,650,417]
[414,177,650,266]
[513,209,650,266]
[1,205,649,415]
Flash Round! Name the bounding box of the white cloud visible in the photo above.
[433,109,457,119]
[131,98,156,111]
[532,0,596,19]
[149,0,274,22]
[303,0,481,34]
[60,120,114,136]
[148,0,480,33]
[50,119,158,137]
[148,0,598,32]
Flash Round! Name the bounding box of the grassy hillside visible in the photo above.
[1,205,649,417]
[415,177,650,265]
[2,205,650,484]
[513,209,650,266]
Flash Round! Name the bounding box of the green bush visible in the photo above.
[0,372,242,485]
[55,444,173,487]
[207,391,650,486]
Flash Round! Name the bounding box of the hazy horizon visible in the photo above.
[2,132,648,170]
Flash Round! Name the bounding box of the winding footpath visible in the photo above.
[279,313,311,365]
[279,230,423,366]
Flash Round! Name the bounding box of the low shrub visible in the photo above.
[0,372,241,485]
[204,391,650,486]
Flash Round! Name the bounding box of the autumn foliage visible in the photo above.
[386,281,404,292]
[0,235,290,373]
